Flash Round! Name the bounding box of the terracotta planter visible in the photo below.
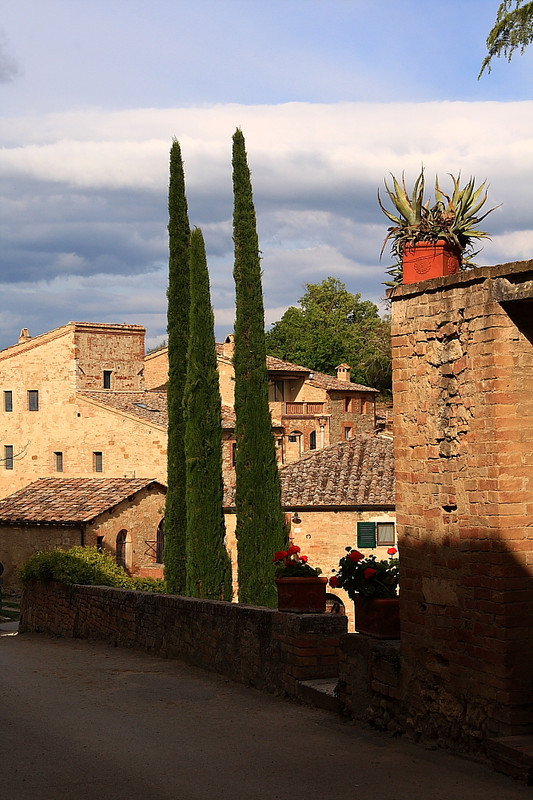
[275,576,328,613]
[354,596,400,639]
[402,241,461,285]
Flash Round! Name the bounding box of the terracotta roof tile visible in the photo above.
[224,436,394,508]
[79,390,236,429]
[0,477,163,525]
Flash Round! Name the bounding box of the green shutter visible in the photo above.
[357,522,376,548]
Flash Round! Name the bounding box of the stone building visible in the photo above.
[0,477,166,591]
[224,434,396,629]
[392,259,533,747]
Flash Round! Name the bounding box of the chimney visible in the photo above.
[18,328,31,344]
[336,363,351,382]
[223,333,235,358]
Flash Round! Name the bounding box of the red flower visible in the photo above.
[349,550,364,563]
[287,544,301,556]
[273,551,287,562]
[387,547,397,556]
[300,555,308,562]
[364,568,377,580]
[329,575,342,588]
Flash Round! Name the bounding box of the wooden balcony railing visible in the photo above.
[284,402,325,416]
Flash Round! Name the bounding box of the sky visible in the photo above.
[1,0,533,351]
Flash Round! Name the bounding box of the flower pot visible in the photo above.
[275,576,328,613]
[354,596,400,639]
[402,241,460,285]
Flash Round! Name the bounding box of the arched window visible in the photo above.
[116,529,128,569]
[309,430,317,450]
[156,519,165,563]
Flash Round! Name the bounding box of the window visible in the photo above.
[4,445,13,470]
[96,536,104,553]
[344,396,352,413]
[356,521,396,549]
[93,451,103,473]
[156,519,165,563]
[273,380,285,401]
[4,391,12,412]
[116,530,128,569]
[344,426,353,440]
[231,441,237,467]
[103,370,112,389]
[377,522,395,546]
[28,390,39,411]
[309,430,317,450]
[54,451,63,472]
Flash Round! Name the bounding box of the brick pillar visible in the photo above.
[392,261,533,738]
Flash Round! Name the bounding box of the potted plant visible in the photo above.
[329,547,400,638]
[274,545,328,613]
[379,170,498,287]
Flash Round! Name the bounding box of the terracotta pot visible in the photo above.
[402,241,461,285]
[275,576,328,613]
[354,596,400,639]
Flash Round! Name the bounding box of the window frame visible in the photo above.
[28,390,39,411]
[4,444,14,470]
[103,370,112,389]
[4,391,13,412]
[377,522,396,546]
[93,451,103,473]
[54,451,64,472]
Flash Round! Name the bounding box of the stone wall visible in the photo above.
[20,581,347,699]
[392,261,533,739]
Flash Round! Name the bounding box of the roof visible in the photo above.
[224,435,394,508]
[0,478,164,525]
[279,436,394,507]
[78,390,237,429]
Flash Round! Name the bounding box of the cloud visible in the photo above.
[1,101,533,351]
[0,31,20,84]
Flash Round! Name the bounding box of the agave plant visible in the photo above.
[379,169,499,287]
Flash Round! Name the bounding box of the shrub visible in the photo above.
[19,546,167,593]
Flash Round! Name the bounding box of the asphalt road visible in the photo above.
[1,628,530,800]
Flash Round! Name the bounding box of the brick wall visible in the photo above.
[392,261,533,738]
[20,581,347,699]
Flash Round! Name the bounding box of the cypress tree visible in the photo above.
[232,128,287,607]
[184,228,233,601]
[165,139,190,594]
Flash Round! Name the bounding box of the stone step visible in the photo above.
[487,735,533,784]
[298,678,340,714]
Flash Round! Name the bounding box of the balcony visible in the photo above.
[283,402,325,417]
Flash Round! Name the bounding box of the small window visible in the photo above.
[103,370,112,389]
[309,430,317,450]
[274,380,285,401]
[377,522,395,546]
[54,451,63,472]
[4,445,14,470]
[357,521,376,548]
[96,536,104,553]
[156,519,165,563]
[28,390,39,411]
[231,441,237,467]
[344,396,352,413]
[4,391,13,412]
[344,426,353,440]
[93,451,103,473]
[116,529,128,568]
[288,435,297,443]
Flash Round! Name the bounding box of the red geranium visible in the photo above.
[364,568,377,579]
[387,547,397,556]
[273,551,288,562]
[329,575,342,588]
[300,555,308,562]
[287,544,301,556]
[349,550,364,563]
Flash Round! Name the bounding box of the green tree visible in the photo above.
[184,228,232,601]
[232,128,287,607]
[480,1,533,76]
[165,139,190,594]
[265,277,391,393]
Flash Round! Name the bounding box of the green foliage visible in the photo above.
[330,547,399,600]
[184,228,233,601]
[265,277,391,394]
[479,1,533,76]
[232,129,287,607]
[379,170,498,288]
[165,139,191,594]
[19,546,168,593]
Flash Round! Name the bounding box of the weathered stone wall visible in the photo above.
[74,323,146,391]
[392,261,533,738]
[20,581,347,699]
[328,392,376,442]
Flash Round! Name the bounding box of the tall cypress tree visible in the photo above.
[232,128,287,607]
[165,139,190,594]
[184,228,233,601]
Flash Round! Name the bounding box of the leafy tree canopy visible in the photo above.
[265,277,391,394]
[480,0,533,76]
